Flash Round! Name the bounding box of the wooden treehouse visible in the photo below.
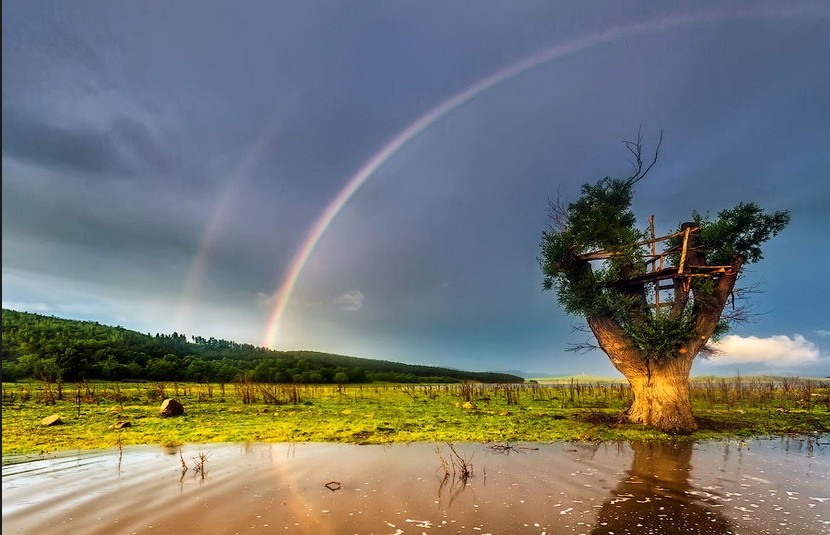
[576,216,736,309]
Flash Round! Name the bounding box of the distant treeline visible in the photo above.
[0,309,523,384]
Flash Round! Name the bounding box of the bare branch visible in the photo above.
[697,344,722,358]
[566,341,600,353]
[733,282,764,300]
[623,128,663,187]
[720,282,767,325]
[566,324,600,353]
[720,300,767,325]
[623,127,644,176]
[635,129,663,183]
[700,286,766,357]
[547,188,570,232]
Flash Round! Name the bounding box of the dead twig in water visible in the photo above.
[434,444,451,477]
[446,443,474,482]
[116,432,123,476]
[485,442,540,454]
[193,451,210,479]
[434,443,476,509]
[435,443,474,482]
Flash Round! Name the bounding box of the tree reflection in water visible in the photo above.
[592,441,735,535]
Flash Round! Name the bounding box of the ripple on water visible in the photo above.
[2,437,828,534]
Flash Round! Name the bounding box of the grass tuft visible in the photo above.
[2,378,828,458]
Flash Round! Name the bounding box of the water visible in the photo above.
[2,437,828,534]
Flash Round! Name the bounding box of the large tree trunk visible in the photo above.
[588,315,697,434]
[584,254,744,434]
[625,357,696,433]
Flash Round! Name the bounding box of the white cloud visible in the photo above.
[2,300,53,313]
[2,299,106,317]
[707,334,821,367]
[814,329,830,337]
[333,290,365,312]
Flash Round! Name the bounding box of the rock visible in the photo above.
[160,398,184,417]
[41,414,63,426]
[110,421,132,429]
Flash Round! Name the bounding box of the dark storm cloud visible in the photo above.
[2,111,169,179]
[3,0,830,375]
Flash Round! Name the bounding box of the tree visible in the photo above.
[539,133,789,433]
[334,371,350,384]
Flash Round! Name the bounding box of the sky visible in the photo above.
[3,0,829,378]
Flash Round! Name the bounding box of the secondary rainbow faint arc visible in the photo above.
[261,6,826,348]
[176,122,279,331]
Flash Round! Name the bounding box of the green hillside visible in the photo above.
[0,309,522,384]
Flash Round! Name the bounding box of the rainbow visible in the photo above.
[188,7,823,349]
[176,122,280,331]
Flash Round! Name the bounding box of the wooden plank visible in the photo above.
[576,227,697,261]
[609,264,735,288]
[649,215,656,257]
[677,226,691,275]
[654,280,660,309]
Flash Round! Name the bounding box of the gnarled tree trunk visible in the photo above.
[589,314,698,433]
[625,357,696,433]
[587,257,741,434]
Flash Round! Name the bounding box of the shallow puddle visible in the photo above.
[3,437,828,534]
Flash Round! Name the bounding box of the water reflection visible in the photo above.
[593,441,734,535]
[3,438,827,534]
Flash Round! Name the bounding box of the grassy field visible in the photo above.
[2,378,828,459]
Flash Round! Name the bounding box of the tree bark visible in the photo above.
[626,356,696,433]
[586,256,744,434]
[588,315,697,434]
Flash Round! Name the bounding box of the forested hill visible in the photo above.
[1,309,523,384]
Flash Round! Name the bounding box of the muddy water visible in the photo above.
[3,438,828,535]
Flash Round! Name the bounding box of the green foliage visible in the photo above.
[691,203,791,265]
[540,178,648,322]
[1,310,523,384]
[710,319,731,342]
[565,178,645,249]
[334,371,350,383]
[540,166,789,361]
[540,178,645,319]
[627,311,695,361]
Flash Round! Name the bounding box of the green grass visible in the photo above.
[2,380,828,459]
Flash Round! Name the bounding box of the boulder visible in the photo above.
[41,414,63,426]
[160,398,184,417]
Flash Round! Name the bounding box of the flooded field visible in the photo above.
[3,437,828,535]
